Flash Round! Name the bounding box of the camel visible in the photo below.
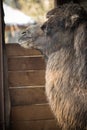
[18,3,87,130]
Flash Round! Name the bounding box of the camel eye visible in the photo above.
[41,24,46,32]
[21,32,25,34]
[41,24,50,35]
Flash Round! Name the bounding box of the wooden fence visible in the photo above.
[6,44,59,130]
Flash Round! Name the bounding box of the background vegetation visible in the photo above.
[3,0,54,22]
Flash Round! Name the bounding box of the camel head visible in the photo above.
[18,3,87,58]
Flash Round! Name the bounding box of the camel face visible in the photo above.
[18,24,52,57]
[18,24,45,49]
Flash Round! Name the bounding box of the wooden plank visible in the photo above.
[6,44,41,57]
[8,56,45,71]
[8,70,45,87]
[10,120,59,130]
[9,87,47,106]
[11,104,54,121]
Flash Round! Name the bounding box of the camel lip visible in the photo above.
[18,41,34,49]
[18,36,33,44]
[18,40,33,45]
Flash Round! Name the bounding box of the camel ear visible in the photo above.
[65,14,79,28]
[70,14,79,25]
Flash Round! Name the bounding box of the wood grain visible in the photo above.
[11,104,54,121]
[9,87,47,106]
[8,70,45,87]
[6,44,42,57]
[8,56,45,71]
[10,119,59,130]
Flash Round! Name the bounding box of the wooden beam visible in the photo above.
[0,1,5,130]
[0,1,11,130]
[4,44,11,129]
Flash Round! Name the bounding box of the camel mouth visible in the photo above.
[19,40,34,49]
[18,34,34,49]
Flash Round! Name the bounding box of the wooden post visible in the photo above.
[0,1,11,130]
[0,1,5,130]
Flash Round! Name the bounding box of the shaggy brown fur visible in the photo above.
[46,3,86,18]
[18,3,87,130]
